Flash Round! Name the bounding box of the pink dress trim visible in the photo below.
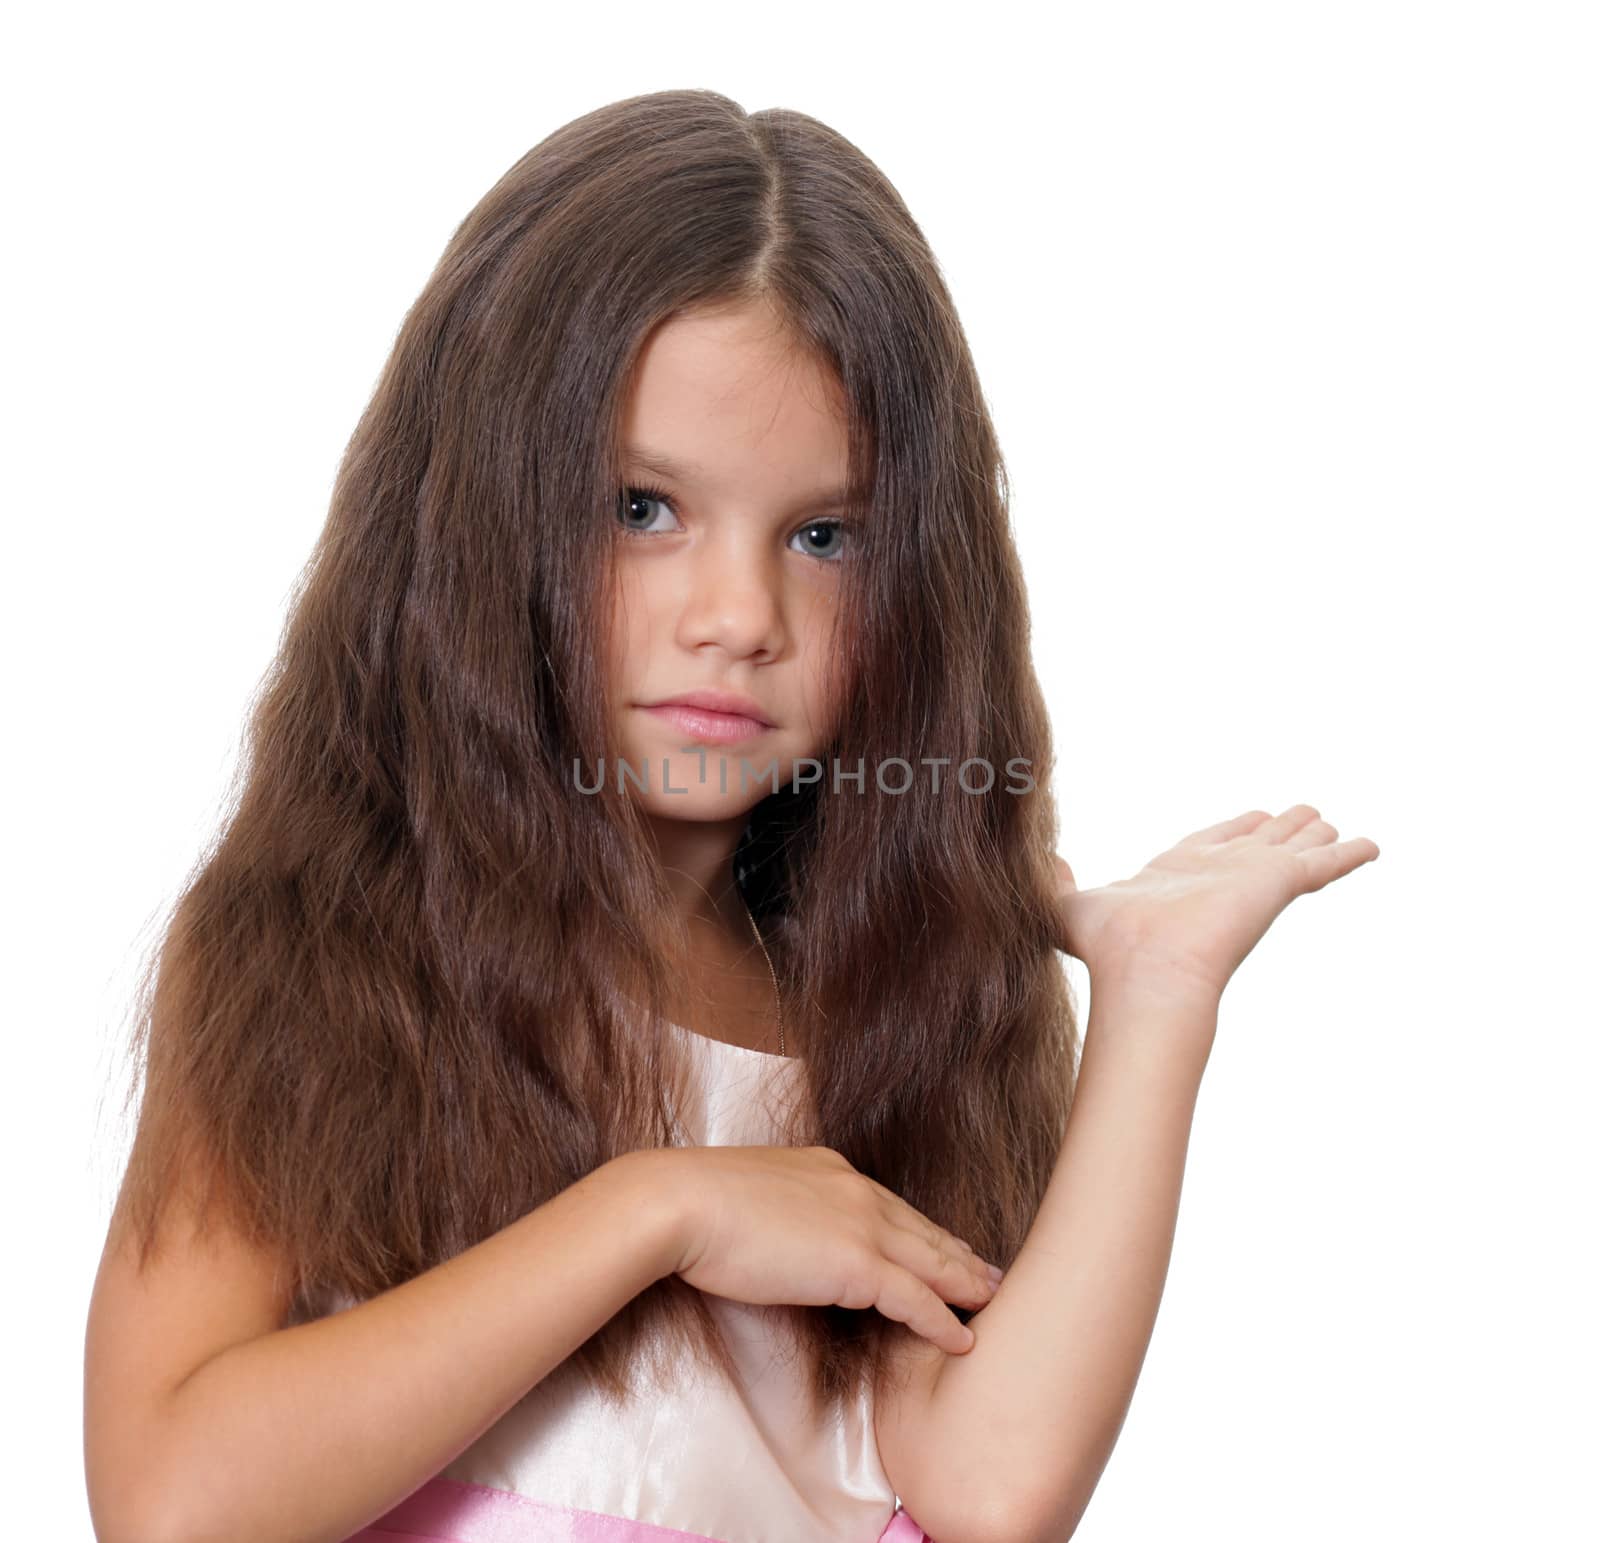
[345,1474,933,1543]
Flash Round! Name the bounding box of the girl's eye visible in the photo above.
[616,483,681,535]
[789,519,847,563]
[616,484,849,564]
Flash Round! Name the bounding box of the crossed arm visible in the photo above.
[877,977,1218,1543]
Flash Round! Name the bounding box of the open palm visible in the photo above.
[1052,804,1380,1002]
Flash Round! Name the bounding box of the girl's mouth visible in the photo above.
[638,703,774,744]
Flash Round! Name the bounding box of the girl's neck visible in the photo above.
[645,810,747,932]
[668,901,784,1055]
[639,815,785,1054]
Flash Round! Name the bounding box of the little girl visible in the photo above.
[84,89,1378,1543]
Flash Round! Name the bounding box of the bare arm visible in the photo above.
[892,978,1217,1543]
[89,1151,681,1543]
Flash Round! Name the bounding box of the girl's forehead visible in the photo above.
[621,310,848,456]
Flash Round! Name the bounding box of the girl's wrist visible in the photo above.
[1088,945,1226,1018]
[594,1149,695,1284]
[1084,963,1221,1072]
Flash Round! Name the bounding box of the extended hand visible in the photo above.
[1051,805,1380,1003]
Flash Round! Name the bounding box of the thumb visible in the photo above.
[1049,854,1078,956]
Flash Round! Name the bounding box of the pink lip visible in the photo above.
[639,703,773,744]
[645,689,775,724]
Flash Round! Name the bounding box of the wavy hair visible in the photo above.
[102,87,1080,1425]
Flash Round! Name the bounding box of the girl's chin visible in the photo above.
[615,744,796,780]
[635,800,763,825]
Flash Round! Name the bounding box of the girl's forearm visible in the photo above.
[123,1152,681,1543]
[917,979,1217,1543]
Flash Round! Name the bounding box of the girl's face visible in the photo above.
[607,301,853,823]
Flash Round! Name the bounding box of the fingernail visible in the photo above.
[987,1264,1005,1283]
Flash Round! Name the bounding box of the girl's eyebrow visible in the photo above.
[622,443,850,512]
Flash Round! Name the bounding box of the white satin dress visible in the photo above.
[291,1019,934,1543]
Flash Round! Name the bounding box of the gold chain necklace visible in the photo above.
[740,895,785,1058]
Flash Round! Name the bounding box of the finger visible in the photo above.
[862,1179,996,1280]
[1181,809,1274,847]
[877,1217,998,1309]
[1255,804,1323,844]
[1296,837,1380,893]
[877,1262,978,1355]
[1284,818,1338,852]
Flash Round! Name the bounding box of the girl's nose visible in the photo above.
[678,540,783,658]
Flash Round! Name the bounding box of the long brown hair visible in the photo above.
[101,88,1079,1424]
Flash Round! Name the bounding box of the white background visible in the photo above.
[7,3,1594,1538]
